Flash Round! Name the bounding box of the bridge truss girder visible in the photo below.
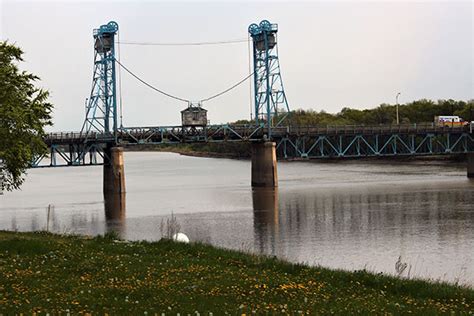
[32,143,107,168]
[34,124,474,168]
[119,124,265,145]
[32,124,266,167]
[276,133,474,159]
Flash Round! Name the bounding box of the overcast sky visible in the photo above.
[1,0,473,131]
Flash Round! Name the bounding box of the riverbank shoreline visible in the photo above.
[0,231,472,314]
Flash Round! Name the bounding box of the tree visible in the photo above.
[0,42,53,191]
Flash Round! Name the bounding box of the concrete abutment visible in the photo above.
[251,142,278,187]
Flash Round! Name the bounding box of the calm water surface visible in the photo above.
[1,152,473,286]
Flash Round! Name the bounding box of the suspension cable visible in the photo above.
[115,57,254,104]
[117,38,249,46]
[114,58,190,103]
[199,71,255,103]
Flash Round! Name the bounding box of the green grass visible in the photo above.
[0,231,472,314]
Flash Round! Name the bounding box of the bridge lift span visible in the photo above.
[35,20,286,200]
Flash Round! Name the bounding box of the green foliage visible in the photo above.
[0,231,472,314]
[288,109,350,126]
[188,142,251,158]
[232,119,253,125]
[288,99,474,126]
[96,230,122,241]
[0,42,53,190]
[0,238,52,255]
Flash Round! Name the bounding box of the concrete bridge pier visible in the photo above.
[468,153,474,178]
[104,192,126,238]
[251,142,278,187]
[103,146,126,195]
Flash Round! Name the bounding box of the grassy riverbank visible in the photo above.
[0,231,472,314]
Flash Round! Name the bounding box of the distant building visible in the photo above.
[181,103,208,127]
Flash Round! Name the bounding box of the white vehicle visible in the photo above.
[434,115,466,127]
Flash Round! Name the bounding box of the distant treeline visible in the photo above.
[146,99,474,158]
[235,99,474,126]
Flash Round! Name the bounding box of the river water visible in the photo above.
[1,152,473,286]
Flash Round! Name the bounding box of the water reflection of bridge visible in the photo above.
[104,193,126,236]
[251,184,474,278]
[14,178,473,284]
[18,182,474,253]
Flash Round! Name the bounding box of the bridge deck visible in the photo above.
[36,123,474,167]
[44,123,473,144]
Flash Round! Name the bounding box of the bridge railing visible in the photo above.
[44,131,114,143]
[44,132,84,140]
[272,123,471,136]
[44,122,473,145]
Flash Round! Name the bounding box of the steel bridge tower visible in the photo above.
[248,20,290,139]
[81,21,119,143]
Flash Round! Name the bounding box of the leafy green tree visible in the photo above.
[454,100,474,122]
[339,108,365,124]
[0,42,53,191]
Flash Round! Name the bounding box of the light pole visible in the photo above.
[396,92,401,125]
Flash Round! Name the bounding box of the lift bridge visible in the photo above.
[33,20,474,194]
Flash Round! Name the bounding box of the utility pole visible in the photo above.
[396,92,401,125]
